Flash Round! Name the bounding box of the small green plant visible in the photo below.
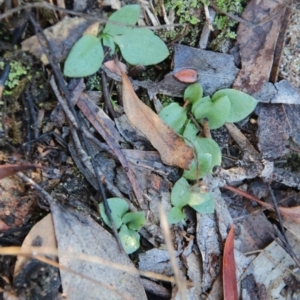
[64,5,169,78]
[168,177,214,223]
[159,83,257,223]
[99,198,145,254]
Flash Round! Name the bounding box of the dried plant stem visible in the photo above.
[159,204,186,299]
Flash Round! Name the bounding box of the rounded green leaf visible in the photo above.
[194,137,222,168]
[171,177,191,208]
[103,4,140,36]
[212,89,258,123]
[183,152,212,180]
[64,35,104,77]
[122,211,145,230]
[167,207,186,224]
[192,95,231,129]
[183,137,222,180]
[184,83,203,104]
[188,191,214,214]
[101,33,116,54]
[119,224,140,254]
[159,103,187,133]
[183,120,199,141]
[99,198,128,230]
[113,28,169,66]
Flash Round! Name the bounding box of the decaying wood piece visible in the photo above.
[234,0,287,93]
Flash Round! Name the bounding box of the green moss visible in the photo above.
[213,0,246,40]
[160,94,175,107]
[85,74,102,91]
[164,0,201,25]
[1,61,29,95]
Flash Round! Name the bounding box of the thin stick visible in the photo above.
[267,184,286,241]
[224,184,273,210]
[158,204,186,299]
[0,246,175,283]
[100,71,116,119]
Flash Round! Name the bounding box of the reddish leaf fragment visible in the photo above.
[223,225,238,300]
[0,164,39,180]
[104,60,127,76]
[173,69,197,83]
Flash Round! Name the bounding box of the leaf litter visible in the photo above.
[2,0,300,299]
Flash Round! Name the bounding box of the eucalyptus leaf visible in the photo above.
[119,224,140,254]
[167,207,186,224]
[99,198,128,230]
[101,33,115,54]
[103,4,140,36]
[114,28,169,65]
[192,95,231,129]
[183,152,212,180]
[64,35,104,77]
[188,191,214,214]
[212,89,257,123]
[184,83,203,104]
[122,211,145,231]
[171,177,191,208]
[159,103,187,133]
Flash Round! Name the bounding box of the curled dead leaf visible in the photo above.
[120,70,194,169]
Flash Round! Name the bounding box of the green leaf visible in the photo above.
[188,191,214,214]
[101,33,116,54]
[192,95,231,129]
[171,177,191,208]
[212,89,258,123]
[183,121,199,141]
[184,83,203,104]
[99,198,128,230]
[119,224,140,254]
[159,103,187,133]
[183,137,221,180]
[114,28,169,66]
[103,4,140,36]
[167,207,186,224]
[64,35,104,77]
[183,152,212,180]
[194,137,222,169]
[122,211,145,230]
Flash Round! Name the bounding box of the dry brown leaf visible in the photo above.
[104,60,127,76]
[121,71,193,169]
[280,206,300,223]
[14,214,57,276]
[21,17,94,64]
[223,225,238,300]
